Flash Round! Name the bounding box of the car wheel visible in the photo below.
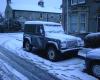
[47,47,58,61]
[92,64,100,78]
[25,41,32,52]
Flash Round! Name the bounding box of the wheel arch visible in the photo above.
[46,42,58,50]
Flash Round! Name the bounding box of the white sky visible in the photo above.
[0,0,6,16]
[0,0,62,16]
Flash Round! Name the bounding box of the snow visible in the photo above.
[25,21,61,25]
[0,33,97,80]
[78,48,93,58]
[46,33,81,42]
[44,25,83,42]
[45,32,84,47]
[86,32,100,37]
[3,61,29,80]
[10,0,62,13]
[87,48,100,59]
[0,54,28,80]
[44,25,64,33]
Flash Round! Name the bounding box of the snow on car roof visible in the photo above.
[25,21,61,25]
[10,0,62,13]
[87,32,100,37]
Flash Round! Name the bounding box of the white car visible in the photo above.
[23,21,84,61]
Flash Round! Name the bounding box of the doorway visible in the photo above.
[97,17,100,32]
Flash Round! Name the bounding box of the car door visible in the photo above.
[27,24,38,49]
[35,24,46,49]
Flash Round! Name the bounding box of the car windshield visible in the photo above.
[44,24,64,34]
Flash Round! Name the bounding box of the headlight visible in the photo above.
[77,39,84,46]
[61,41,67,48]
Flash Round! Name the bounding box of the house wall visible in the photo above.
[62,0,68,32]
[62,0,100,34]
[8,10,61,23]
[5,0,62,31]
[87,0,100,32]
[5,6,61,30]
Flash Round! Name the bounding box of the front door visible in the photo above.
[98,17,100,32]
[35,25,46,49]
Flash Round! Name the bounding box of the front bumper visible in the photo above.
[60,47,83,53]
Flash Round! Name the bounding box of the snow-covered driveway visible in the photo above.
[0,33,98,80]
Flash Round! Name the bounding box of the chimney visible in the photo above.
[60,4,62,9]
[38,0,44,7]
[7,0,11,5]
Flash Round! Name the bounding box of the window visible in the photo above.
[51,16,54,18]
[71,0,77,5]
[36,25,44,35]
[38,0,44,7]
[79,13,87,32]
[70,14,78,33]
[24,24,36,34]
[71,0,85,5]
[78,0,85,4]
[40,13,43,19]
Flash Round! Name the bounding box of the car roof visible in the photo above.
[86,32,100,37]
[24,21,61,25]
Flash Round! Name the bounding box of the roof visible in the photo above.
[10,0,62,13]
[25,21,61,25]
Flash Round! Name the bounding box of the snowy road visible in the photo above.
[0,46,58,80]
[0,33,98,80]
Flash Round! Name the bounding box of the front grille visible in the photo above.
[67,40,78,48]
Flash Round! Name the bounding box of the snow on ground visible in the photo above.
[0,33,98,80]
[0,59,11,80]
[0,53,28,80]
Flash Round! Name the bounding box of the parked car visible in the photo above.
[85,49,100,78]
[72,32,91,40]
[84,32,100,48]
[23,21,84,61]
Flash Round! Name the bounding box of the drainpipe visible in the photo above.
[67,0,69,34]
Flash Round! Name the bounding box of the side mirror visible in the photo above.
[40,28,45,36]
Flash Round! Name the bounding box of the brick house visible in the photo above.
[5,0,62,28]
[62,0,100,34]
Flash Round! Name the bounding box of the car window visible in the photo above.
[36,24,44,35]
[24,24,36,34]
[44,24,64,33]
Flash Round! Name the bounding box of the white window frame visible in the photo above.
[78,0,85,4]
[71,0,77,5]
[79,12,87,33]
[69,14,78,33]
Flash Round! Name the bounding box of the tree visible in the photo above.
[0,12,3,23]
[0,12,4,32]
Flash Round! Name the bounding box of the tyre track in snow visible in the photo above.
[0,46,60,80]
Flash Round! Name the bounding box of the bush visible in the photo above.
[4,19,22,32]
